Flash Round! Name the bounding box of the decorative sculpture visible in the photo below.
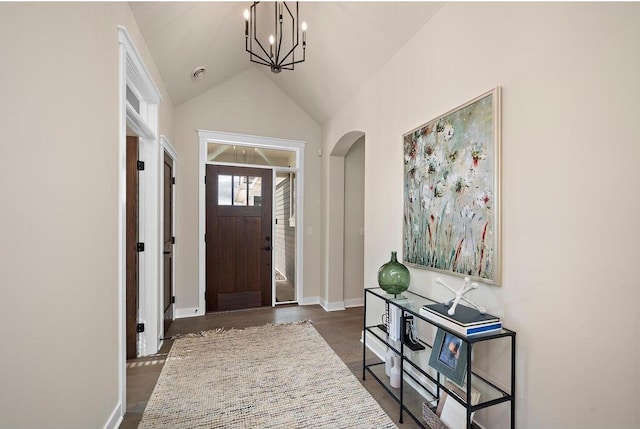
[435,277,486,316]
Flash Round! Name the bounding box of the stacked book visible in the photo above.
[419,302,502,336]
[388,298,411,341]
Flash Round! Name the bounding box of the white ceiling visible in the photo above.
[129,2,444,124]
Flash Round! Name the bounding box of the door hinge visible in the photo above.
[136,242,145,252]
[204,234,206,243]
[137,160,145,171]
[172,236,176,244]
[136,323,145,333]
[172,177,176,185]
[171,296,176,304]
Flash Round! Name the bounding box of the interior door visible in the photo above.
[163,151,174,334]
[126,136,139,360]
[206,165,273,312]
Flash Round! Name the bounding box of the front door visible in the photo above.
[162,152,174,334]
[206,165,273,312]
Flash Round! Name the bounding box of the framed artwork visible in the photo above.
[428,329,468,386]
[403,87,501,285]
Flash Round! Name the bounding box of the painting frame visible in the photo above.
[403,87,502,285]
[428,329,469,387]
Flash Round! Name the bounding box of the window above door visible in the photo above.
[207,143,297,168]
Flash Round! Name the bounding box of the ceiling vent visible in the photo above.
[192,66,206,80]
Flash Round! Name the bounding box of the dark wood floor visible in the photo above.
[122,305,423,429]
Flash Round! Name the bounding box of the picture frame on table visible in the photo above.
[428,328,468,386]
[436,381,481,429]
[402,87,502,285]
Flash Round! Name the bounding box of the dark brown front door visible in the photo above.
[206,165,273,312]
[163,152,174,334]
[126,136,139,360]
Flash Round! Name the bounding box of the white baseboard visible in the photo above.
[363,330,387,360]
[319,297,346,312]
[175,307,201,319]
[103,402,122,429]
[299,296,320,306]
[344,297,364,308]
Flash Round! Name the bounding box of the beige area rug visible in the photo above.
[138,321,397,429]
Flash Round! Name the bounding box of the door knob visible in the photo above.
[261,246,272,251]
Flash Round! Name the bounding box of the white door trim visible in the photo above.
[117,25,162,419]
[197,130,305,314]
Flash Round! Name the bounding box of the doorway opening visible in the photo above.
[198,130,305,312]
[325,131,366,309]
[274,171,297,303]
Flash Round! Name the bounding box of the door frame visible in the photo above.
[197,130,305,314]
[161,136,177,332]
[117,25,162,419]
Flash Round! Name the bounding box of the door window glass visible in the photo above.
[218,174,263,206]
[218,175,232,205]
[248,176,262,206]
[233,176,247,205]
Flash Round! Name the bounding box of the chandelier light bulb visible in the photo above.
[243,9,250,20]
[301,22,307,32]
[269,34,274,58]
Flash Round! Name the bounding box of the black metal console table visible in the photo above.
[363,287,516,429]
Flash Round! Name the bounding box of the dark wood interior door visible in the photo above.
[163,152,174,334]
[206,165,272,312]
[126,136,139,360]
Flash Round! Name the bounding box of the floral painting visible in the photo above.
[403,88,501,285]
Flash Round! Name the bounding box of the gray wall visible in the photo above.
[343,137,365,303]
[173,69,322,310]
[0,3,174,427]
[322,3,640,428]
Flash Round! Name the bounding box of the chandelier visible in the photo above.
[244,2,307,74]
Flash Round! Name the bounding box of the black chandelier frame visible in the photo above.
[244,1,306,73]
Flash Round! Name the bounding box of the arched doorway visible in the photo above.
[325,131,365,309]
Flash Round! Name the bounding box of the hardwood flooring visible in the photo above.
[122,305,423,429]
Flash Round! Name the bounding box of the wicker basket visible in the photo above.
[422,403,450,429]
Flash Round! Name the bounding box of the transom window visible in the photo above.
[126,84,140,113]
[207,143,296,168]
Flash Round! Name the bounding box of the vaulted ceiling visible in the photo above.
[129,2,444,124]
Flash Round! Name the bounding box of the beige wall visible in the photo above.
[0,3,173,428]
[344,137,365,303]
[323,3,640,428]
[173,68,322,311]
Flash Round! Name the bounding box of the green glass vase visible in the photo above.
[377,251,410,298]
